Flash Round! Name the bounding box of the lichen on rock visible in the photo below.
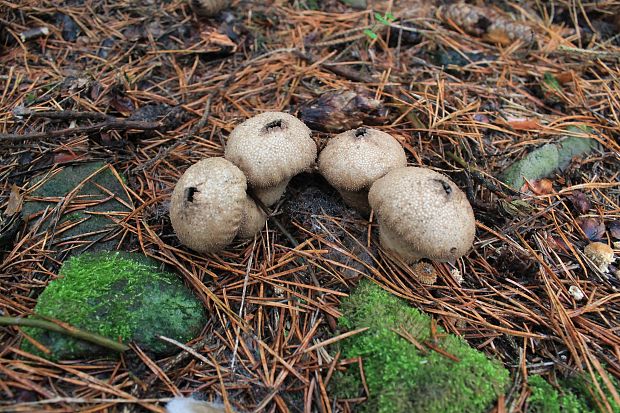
[22,251,206,360]
[332,281,510,413]
[501,126,599,190]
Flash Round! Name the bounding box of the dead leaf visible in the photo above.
[527,178,553,195]
[108,87,135,114]
[609,221,620,240]
[570,191,591,214]
[577,217,606,241]
[505,118,540,131]
[555,72,573,84]
[53,151,81,164]
[485,29,512,46]
[5,184,23,216]
[299,90,387,132]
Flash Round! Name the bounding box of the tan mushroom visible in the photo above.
[237,196,267,239]
[368,167,476,263]
[318,127,407,215]
[225,112,317,207]
[190,0,228,17]
[169,157,265,253]
[584,242,615,272]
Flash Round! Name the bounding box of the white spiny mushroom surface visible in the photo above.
[169,157,247,253]
[318,127,407,192]
[225,112,317,190]
[368,167,476,262]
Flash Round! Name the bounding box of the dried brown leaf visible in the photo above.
[570,191,591,214]
[5,184,23,216]
[577,217,606,241]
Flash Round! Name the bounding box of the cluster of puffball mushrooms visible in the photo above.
[170,112,476,267]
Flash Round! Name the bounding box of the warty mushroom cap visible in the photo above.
[368,166,476,263]
[225,112,317,206]
[318,127,406,214]
[169,157,247,253]
[319,127,407,193]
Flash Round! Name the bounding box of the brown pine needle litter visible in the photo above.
[1,0,620,411]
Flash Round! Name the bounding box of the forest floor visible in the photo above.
[1,0,620,412]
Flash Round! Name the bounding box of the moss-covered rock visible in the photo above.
[21,162,131,253]
[22,252,206,359]
[526,373,620,413]
[332,281,510,413]
[501,126,599,190]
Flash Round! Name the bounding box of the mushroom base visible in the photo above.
[378,225,423,264]
[253,180,289,207]
[237,196,267,239]
[340,190,371,216]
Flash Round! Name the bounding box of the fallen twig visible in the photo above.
[18,27,49,42]
[1,110,160,141]
[0,316,129,353]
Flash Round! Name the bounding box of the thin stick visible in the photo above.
[0,316,129,353]
[16,109,109,121]
[0,119,160,141]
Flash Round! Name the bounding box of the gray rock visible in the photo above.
[21,162,131,253]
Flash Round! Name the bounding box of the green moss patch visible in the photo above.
[527,373,620,413]
[22,252,206,359]
[332,281,510,413]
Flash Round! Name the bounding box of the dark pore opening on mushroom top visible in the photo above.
[354,127,368,138]
[263,119,285,132]
[433,179,452,196]
[184,186,199,203]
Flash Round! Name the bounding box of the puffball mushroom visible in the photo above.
[318,127,407,215]
[225,112,317,207]
[190,0,228,17]
[169,157,265,253]
[368,167,475,264]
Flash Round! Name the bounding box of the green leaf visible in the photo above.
[374,11,395,25]
[543,72,562,93]
[24,92,37,105]
[374,12,389,25]
[363,29,378,40]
